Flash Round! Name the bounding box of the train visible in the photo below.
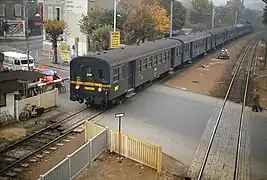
[70,22,253,108]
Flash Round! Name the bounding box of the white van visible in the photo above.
[3,51,35,71]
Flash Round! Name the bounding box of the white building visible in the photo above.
[65,0,114,55]
[0,92,18,119]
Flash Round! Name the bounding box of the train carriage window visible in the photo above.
[98,69,104,80]
[122,65,127,78]
[154,55,158,65]
[159,53,163,63]
[167,51,170,61]
[163,52,167,62]
[138,59,142,72]
[113,67,120,82]
[81,66,93,80]
[175,48,178,56]
[143,58,148,70]
[148,56,153,68]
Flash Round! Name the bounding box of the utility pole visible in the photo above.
[169,0,173,38]
[265,40,267,69]
[211,5,215,28]
[24,1,30,71]
[235,10,238,24]
[113,0,117,32]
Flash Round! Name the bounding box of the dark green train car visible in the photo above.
[70,38,181,108]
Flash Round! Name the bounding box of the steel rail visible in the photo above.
[0,109,107,175]
[196,38,258,180]
[0,107,88,155]
[233,39,259,180]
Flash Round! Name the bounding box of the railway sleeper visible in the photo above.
[31,138,51,144]
[23,141,44,148]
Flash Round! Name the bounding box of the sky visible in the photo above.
[179,0,265,9]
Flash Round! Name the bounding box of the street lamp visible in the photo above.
[115,112,125,154]
[169,0,173,38]
[113,0,118,31]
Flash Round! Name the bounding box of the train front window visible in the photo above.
[81,66,93,81]
[98,69,104,80]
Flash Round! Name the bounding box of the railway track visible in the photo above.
[187,36,260,180]
[0,108,107,179]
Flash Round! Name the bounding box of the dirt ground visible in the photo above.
[76,152,185,180]
[166,34,255,96]
[22,131,187,180]
[0,109,63,150]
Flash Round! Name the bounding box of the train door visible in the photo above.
[190,42,193,60]
[128,61,135,89]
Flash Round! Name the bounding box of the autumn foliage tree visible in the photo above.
[147,4,170,33]
[44,20,66,64]
[124,0,157,43]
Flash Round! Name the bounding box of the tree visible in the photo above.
[143,0,187,30]
[172,1,187,30]
[190,0,213,27]
[44,20,66,64]
[123,0,157,43]
[147,4,170,33]
[91,25,113,51]
[214,6,234,27]
[79,6,132,49]
[263,5,267,25]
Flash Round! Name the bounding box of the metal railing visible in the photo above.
[39,128,108,180]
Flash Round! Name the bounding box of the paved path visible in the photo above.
[93,85,223,166]
[187,102,251,180]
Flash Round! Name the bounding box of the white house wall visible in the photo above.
[65,0,114,55]
[0,92,16,119]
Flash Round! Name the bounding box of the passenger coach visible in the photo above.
[70,22,253,109]
[70,39,181,108]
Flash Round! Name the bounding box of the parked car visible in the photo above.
[218,48,229,59]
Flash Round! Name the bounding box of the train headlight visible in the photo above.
[98,87,102,92]
[75,85,80,89]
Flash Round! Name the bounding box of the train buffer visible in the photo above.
[126,88,136,98]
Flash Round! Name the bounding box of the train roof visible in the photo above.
[191,31,211,38]
[73,38,181,67]
[225,26,236,31]
[234,24,245,28]
[171,33,207,43]
[208,27,227,35]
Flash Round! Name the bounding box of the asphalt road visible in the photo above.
[93,84,222,165]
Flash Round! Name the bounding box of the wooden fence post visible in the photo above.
[84,121,88,142]
[157,146,162,173]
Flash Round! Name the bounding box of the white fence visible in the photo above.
[15,89,59,120]
[39,127,108,180]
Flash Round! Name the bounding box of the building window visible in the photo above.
[55,7,60,21]
[113,68,119,82]
[0,4,5,17]
[48,6,53,20]
[0,94,6,107]
[14,4,22,17]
